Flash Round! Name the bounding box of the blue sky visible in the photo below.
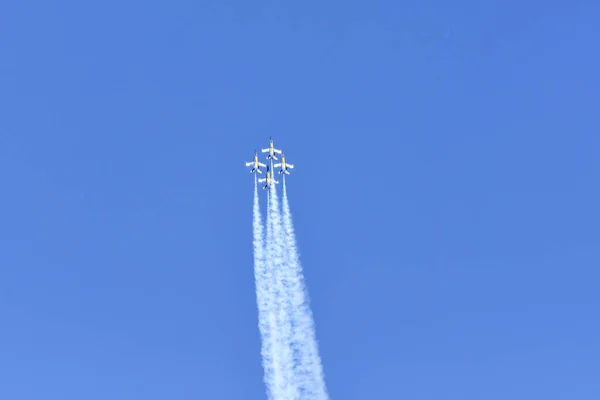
[1,0,599,398]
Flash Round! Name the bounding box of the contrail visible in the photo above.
[252,175,277,400]
[267,166,298,399]
[253,162,327,399]
[281,176,329,400]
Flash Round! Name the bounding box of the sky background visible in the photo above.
[1,0,599,399]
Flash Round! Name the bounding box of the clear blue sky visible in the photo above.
[1,1,599,399]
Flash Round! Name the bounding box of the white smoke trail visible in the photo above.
[267,167,298,399]
[281,176,329,400]
[252,175,278,400]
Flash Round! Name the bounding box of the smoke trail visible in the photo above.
[281,176,329,400]
[252,175,277,400]
[267,167,299,399]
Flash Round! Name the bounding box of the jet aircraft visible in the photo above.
[245,150,267,173]
[261,136,282,160]
[273,152,294,174]
[258,166,279,189]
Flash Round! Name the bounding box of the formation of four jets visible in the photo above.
[245,137,294,189]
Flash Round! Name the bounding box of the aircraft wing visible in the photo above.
[286,163,294,168]
[273,163,282,168]
[272,178,280,184]
[273,148,282,154]
[245,161,253,166]
[261,148,269,153]
[257,178,266,183]
[258,162,267,168]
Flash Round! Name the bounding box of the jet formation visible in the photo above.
[245,137,294,189]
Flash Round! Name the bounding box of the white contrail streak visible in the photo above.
[267,168,298,399]
[281,176,329,400]
[252,175,277,400]
[253,167,328,400]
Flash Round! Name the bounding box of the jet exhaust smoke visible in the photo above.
[281,176,329,399]
[252,175,277,399]
[267,163,298,398]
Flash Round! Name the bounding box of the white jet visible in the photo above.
[245,150,267,173]
[261,136,282,160]
[258,166,279,189]
[273,151,294,175]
